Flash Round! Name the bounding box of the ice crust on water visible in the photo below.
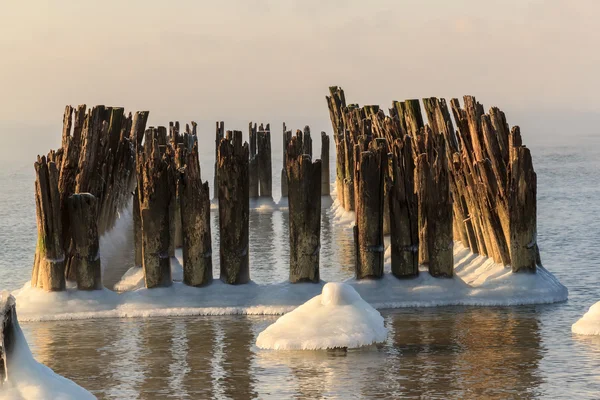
[12,243,568,322]
[572,301,600,335]
[256,282,388,350]
[0,295,95,400]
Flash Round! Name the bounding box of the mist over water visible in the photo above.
[1,133,599,398]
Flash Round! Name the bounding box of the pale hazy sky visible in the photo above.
[1,0,598,164]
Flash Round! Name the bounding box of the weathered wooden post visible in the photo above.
[303,126,313,158]
[508,127,537,273]
[287,138,322,283]
[427,139,454,278]
[137,128,175,288]
[257,128,273,199]
[353,140,386,279]
[214,121,224,200]
[179,143,213,286]
[67,193,102,290]
[218,131,250,284]
[32,156,65,291]
[281,124,291,198]
[389,136,419,278]
[321,132,330,196]
[249,122,259,198]
[133,187,142,268]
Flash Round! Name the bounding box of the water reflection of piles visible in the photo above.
[388,308,543,399]
[28,320,111,397]
[220,316,256,400]
[249,211,277,282]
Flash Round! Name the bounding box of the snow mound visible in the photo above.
[256,282,387,350]
[0,294,95,400]
[572,301,600,335]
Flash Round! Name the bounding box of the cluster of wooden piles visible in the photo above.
[281,124,331,198]
[326,86,538,278]
[31,106,333,291]
[31,106,149,291]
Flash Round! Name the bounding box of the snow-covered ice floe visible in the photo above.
[12,243,568,322]
[256,282,387,350]
[572,302,600,335]
[0,293,95,400]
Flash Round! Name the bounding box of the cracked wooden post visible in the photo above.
[179,143,213,286]
[509,127,537,273]
[326,86,347,208]
[287,137,322,283]
[320,132,330,196]
[303,126,313,158]
[249,122,259,198]
[218,131,250,284]
[389,136,419,278]
[59,105,85,282]
[133,187,142,268]
[138,127,174,288]
[353,141,386,280]
[281,124,291,198]
[257,128,273,199]
[427,138,454,278]
[32,156,65,291]
[0,294,16,384]
[214,121,224,200]
[67,193,102,290]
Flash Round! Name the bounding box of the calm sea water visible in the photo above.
[1,134,599,399]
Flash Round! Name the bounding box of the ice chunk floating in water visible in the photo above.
[256,282,388,350]
[572,301,600,335]
[0,293,95,400]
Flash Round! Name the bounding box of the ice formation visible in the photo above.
[0,294,95,400]
[12,243,568,322]
[572,301,600,335]
[255,282,388,350]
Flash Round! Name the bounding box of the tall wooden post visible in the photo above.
[427,138,453,278]
[249,122,259,198]
[257,129,273,199]
[509,127,537,273]
[67,193,102,290]
[281,124,291,198]
[32,156,65,291]
[218,131,250,284]
[133,187,142,267]
[137,128,174,288]
[354,141,386,279]
[287,139,322,283]
[389,136,419,278]
[179,143,213,286]
[320,132,330,196]
[214,121,224,200]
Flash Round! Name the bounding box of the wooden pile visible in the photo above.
[217,131,250,284]
[326,87,538,276]
[286,136,322,283]
[247,123,272,199]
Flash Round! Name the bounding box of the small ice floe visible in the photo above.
[572,301,600,335]
[255,282,388,350]
[0,292,95,400]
